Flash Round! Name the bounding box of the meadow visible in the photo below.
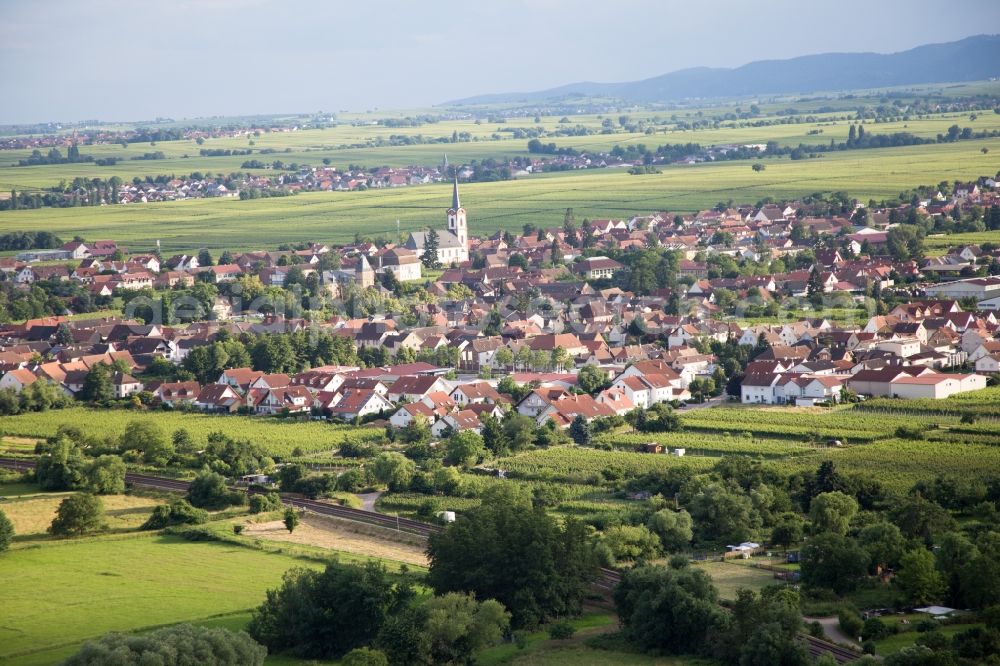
[0,532,326,666]
[0,138,997,253]
[0,406,383,458]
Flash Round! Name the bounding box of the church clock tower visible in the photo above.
[446,177,468,252]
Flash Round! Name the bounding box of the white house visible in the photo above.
[889,373,987,399]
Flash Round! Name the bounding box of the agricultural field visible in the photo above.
[0,406,382,458]
[0,127,997,253]
[495,446,716,482]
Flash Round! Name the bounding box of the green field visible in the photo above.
[691,561,776,600]
[1,103,998,253]
[0,533,326,666]
[0,407,382,458]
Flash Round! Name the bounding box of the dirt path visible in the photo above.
[804,615,859,646]
[357,491,382,512]
[242,516,428,566]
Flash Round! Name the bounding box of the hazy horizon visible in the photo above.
[1,0,998,125]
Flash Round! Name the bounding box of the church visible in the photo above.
[404,178,469,265]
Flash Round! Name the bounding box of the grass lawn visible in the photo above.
[691,560,776,600]
[872,619,983,655]
[0,532,326,666]
[503,646,707,665]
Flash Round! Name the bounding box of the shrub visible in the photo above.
[62,623,265,665]
[341,647,389,666]
[249,492,283,514]
[838,609,864,640]
[141,500,208,530]
[49,493,104,536]
[548,620,576,639]
[862,617,893,641]
[186,471,245,510]
[0,508,13,552]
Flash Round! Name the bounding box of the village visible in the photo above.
[0,175,997,440]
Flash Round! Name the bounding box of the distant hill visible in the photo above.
[447,35,1000,105]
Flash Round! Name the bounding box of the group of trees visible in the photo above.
[34,429,127,494]
[616,562,808,665]
[0,379,71,416]
[247,487,595,662]
[248,559,509,664]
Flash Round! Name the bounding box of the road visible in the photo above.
[357,491,383,513]
[678,395,728,411]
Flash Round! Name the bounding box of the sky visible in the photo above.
[1,0,998,124]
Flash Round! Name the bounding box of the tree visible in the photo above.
[84,455,126,494]
[807,265,824,299]
[687,482,760,545]
[752,163,765,172]
[647,509,694,552]
[769,512,804,552]
[480,415,508,457]
[722,588,808,666]
[283,507,300,534]
[887,225,925,262]
[121,420,174,466]
[35,436,87,491]
[576,364,607,395]
[198,248,214,267]
[492,346,513,371]
[186,470,244,510]
[614,563,728,655]
[800,532,869,594]
[936,531,979,606]
[859,522,906,573]
[891,494,954,545]
[421,228,441,269]
[809,491,859,535]
[79,363,114,403]
[248,560,408,659]
[602,524,662,563]
[633,403,680,433]
[49,493,104,536]
[427,486,597,628]
[502,414,537,452]
[419,592,510,664]
[444,431,485,468]
[897,549,945,605]
[0,508,13,553]
[63,624,266,666]
[568,415,592,446]
[371,452,416,490]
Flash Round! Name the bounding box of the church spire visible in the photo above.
[451,176,461,211]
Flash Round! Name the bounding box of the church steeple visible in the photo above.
[451,176,461,211]
[447,177,467,253]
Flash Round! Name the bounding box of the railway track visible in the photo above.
[802,634,862,664]
[0,457,439,537]
[1,457,857,661]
